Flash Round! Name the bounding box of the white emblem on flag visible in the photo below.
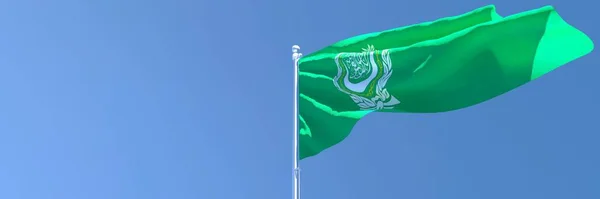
[333,45,400,110]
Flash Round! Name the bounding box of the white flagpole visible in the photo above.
[292,45,302,199]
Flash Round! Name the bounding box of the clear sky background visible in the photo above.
[0,0,598,198]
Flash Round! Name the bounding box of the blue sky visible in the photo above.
[0,0,598,198]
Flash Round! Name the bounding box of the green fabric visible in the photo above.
[297,5,594,159]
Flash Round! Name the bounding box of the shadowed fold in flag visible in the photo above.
[297,5,594,159]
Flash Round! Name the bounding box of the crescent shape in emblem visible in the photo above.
[343,51,379,93]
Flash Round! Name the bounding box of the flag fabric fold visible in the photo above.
[298,5,594,159]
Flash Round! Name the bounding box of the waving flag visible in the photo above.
[297,5,594,159]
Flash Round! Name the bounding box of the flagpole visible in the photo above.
[292,45,302,199]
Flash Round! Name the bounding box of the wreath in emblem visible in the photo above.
[334,45,400,110]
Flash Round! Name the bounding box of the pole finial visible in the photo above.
[292,45,302,62]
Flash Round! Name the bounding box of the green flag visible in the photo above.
[298,5,593,159]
